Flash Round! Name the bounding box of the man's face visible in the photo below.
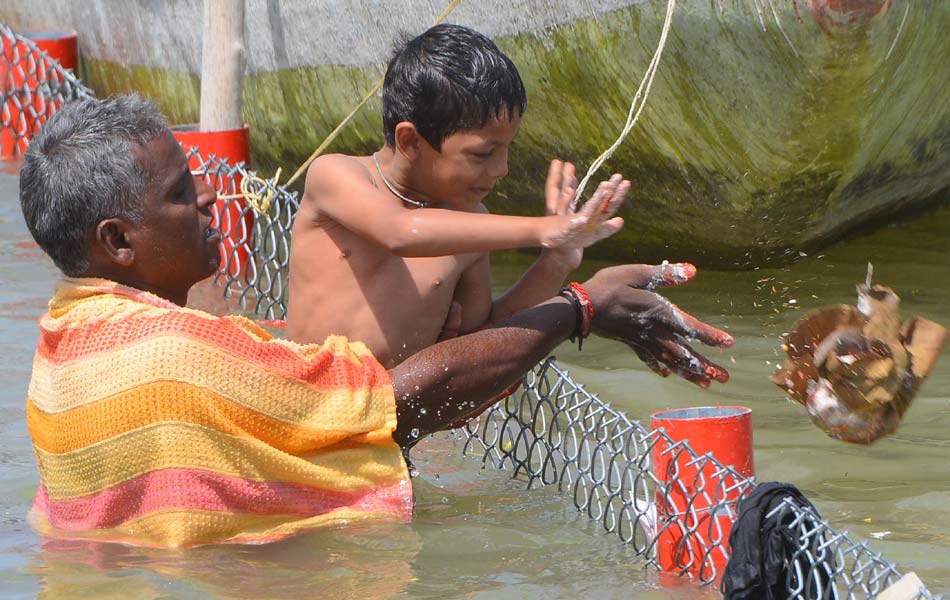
[414,112,522,210]
[128,131,221,298]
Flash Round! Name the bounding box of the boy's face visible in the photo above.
[415,112,522,210]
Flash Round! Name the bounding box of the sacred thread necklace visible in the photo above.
[372,152,430,208]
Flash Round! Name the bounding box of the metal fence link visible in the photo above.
[185,148,298,320]
[0,24,92,157]
[0,35,942,599]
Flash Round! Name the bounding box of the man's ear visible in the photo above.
[94,218,135,267]
[394,122,424,160]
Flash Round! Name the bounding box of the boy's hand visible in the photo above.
[540,173,628,249]
[542,159,583,270]
[544,159,578,216]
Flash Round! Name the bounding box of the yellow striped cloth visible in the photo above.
[27,278,412,548]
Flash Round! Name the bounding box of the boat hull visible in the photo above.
[3,0,948,266]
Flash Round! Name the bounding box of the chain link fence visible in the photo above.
[461,358,941,599]
[1,23,941,599]
[185,147,298,321]
[0,24,92,158]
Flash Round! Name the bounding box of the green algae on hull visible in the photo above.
[66,2,950,267]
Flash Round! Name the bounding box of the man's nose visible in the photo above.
[193,176,218,210]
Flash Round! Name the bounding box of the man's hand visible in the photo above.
[583,263,733,388]
[392,261,732,448]
[540,173,628,249]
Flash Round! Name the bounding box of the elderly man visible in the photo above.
[20,95,732,549]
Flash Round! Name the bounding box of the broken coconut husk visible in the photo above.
[771,264,947,444]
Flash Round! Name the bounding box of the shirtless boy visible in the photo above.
[287,24,630,368]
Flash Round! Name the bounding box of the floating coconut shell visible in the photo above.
[771,276,946,444]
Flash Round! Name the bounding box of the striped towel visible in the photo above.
[27,278,412,548]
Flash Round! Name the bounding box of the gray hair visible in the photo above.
[19,94,169,275]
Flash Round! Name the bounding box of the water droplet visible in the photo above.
[420,407,427,415]
[410,427,420,438]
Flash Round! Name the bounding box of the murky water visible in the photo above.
[1,169,947,597]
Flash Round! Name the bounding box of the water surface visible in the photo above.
[1,170,947,597]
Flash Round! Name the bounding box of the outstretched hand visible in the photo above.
[584,263,733,387]
[541,170,628,249]
[541,159,584,270]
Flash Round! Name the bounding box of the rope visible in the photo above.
[219,0,463,209]
[571,0,676,207]
[222,0,675,216]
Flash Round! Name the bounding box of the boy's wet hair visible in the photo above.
[382,24,527,151]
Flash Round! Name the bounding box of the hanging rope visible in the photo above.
[223,0,675,216]
[572,0,676,207]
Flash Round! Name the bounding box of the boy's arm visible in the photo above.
[487,249,578,324]
[452,251,493,334]
[451,249,575,333]
[305,154,626,257]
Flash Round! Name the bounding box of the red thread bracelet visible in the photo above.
[567,282,594,339]
[558,282,594,350]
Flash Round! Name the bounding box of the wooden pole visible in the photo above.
[199,0,245,132]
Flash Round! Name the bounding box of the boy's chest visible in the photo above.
[399,253,479,298]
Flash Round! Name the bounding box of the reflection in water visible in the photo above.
[1,163,948,597]
[27,524,421,600]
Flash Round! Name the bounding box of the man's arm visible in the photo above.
[390,296,576,446]
[389,263,734,448]
[305,154,625,257]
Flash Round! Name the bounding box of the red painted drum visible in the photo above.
[1,30,78,159]
[171,124,253,278]
[651,406,754,580]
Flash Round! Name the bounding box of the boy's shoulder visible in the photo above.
[302,153,384,214]
[306,153,374,190]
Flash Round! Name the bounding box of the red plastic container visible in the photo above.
[651,406,754,580]
[171,124,252,278]
[1,30,78,159]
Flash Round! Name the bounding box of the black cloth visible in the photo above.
[721,482,837,600]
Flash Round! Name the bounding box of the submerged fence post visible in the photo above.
[1,30,77,159]
[651,406,754,580]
